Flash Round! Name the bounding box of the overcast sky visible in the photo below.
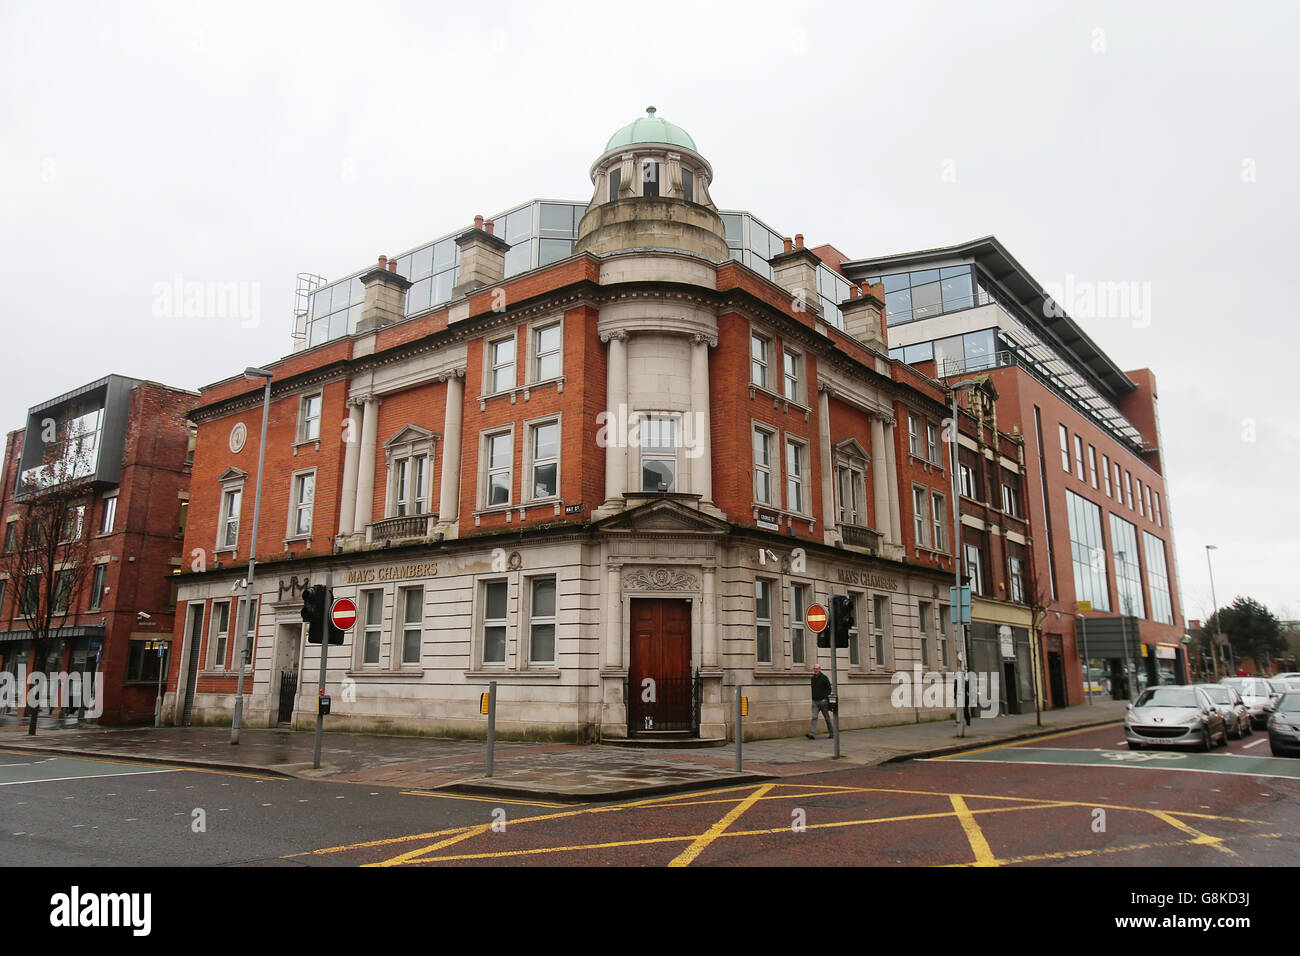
[2,0,1296,621]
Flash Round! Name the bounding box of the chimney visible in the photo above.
[768,233,823,317]
[841,281,887,350]
[356,254,413,333]
[453,213,511,299]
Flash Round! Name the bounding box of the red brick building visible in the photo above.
[0,375,196,724]
[165,111,1037,739]
[847,237,1187,704]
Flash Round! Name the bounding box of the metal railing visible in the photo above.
[627,671,700,736]
[938,349,1019,378]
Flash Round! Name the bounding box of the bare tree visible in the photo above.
[0,426,96,735]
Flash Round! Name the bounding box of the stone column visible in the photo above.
[690,334,714,503]
[605,563,623,669]
[354,397,379,533]
[702,565,718,668]
[871,416,892,540]
[601,331,628,510]
[818,385,835,537]
[437,371,465,532]
[884,418,902,545]
[338,399,363,536]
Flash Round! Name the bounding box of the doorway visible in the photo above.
[1002,661,1021,715]
[627,598,694,735]
[181,603,205,726]
[1047,651,1067,709]
[273,623,303,726]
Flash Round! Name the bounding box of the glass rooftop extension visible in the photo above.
[293,204,851,351]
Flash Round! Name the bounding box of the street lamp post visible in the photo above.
[231,367,274,745]
[1076,613,1091,705]
[947,381,978,737]
[1117,549,1135,699]
[1206,545,1227,678]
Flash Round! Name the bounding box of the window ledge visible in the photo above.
[908,453,945,473]
[478,376,567,411]
[293,439,322,454]
[463,668,562,679]
[748,383,810,420]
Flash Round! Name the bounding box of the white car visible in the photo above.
[1221,677,1282,728]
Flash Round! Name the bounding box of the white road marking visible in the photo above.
[1243,739,1268,750]
[261,803,272,807]
[1115,741,1126,746]
[125,818,137,822]
[0,769,178,787]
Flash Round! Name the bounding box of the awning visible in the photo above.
[0,626,106,644]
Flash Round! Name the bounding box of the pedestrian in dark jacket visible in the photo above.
[807,664,834,739]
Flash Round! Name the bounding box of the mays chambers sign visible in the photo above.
[345,562,439,585]
[835,569,899,591]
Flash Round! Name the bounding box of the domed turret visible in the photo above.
[575,107,729,261]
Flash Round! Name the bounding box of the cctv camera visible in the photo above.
[137,611,151,620]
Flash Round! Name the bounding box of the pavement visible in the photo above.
[0,699,1129,801]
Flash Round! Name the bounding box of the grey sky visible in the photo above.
[2,0,1296,620]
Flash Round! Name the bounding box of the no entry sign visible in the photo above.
[330,597,357,631]
[806,603,828,633]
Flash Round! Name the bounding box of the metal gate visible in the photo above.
[277,669,298,724]
[627,670,700,736]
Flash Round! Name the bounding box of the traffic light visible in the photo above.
[831,594,854,649]
[301,585,325,644]
[301,585,346,645]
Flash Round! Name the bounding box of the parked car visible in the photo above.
[1125,685,1228,751]
[1221,677,1282,728]
[1273,677,1300,694]
[1271,672,1300,681]
[1196,684,1253,739]
[1267,693,1300,757]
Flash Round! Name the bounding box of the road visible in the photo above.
[3,723,1298,867]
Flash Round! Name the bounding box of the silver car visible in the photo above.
[1221,677,1281,728]
[1196,684,1252,739]
[1268,693,1300,757]
[1125,685,1228,751]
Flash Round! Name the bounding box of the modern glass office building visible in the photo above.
[294,204,853,350]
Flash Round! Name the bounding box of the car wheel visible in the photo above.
[1127,741,1143,751]
[1198,729,1211,752]
[1219,726,1229,747]
[1242,721,1253,737]
[1270,744,1282,757]
[1228,722,1240,740]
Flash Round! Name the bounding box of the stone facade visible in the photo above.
[164,115,1034,740]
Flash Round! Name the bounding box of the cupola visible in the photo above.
[575,107,729,261]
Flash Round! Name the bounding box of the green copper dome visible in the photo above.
[604,106,698,152]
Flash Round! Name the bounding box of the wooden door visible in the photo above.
[628,598,692,733]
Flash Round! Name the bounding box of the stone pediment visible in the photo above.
[384,424,438,448]
[595,498,730,534]
[835,438,869,461]
[217,467,248,483]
